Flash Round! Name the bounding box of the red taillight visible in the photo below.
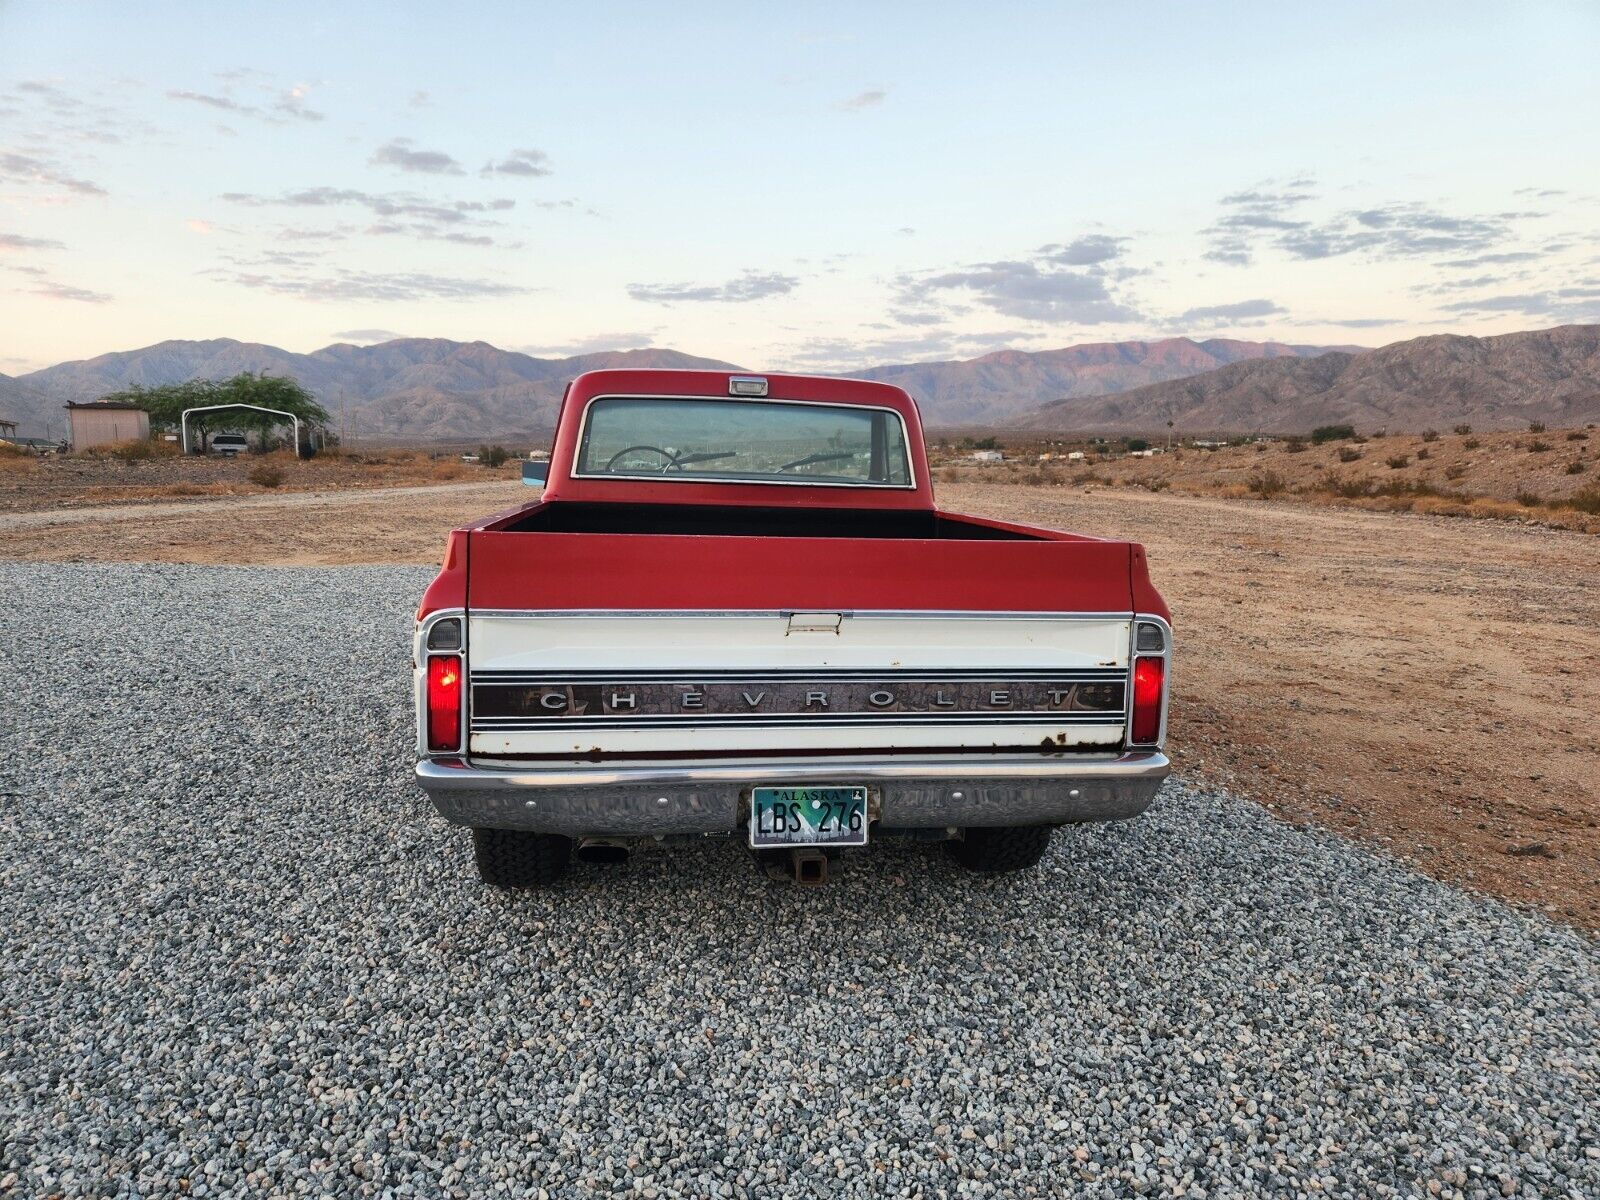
[1131,656,1165,745]
[427,655,463,752]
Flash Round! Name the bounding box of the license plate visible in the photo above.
[749,786,868,848]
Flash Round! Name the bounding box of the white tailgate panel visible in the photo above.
[467,613,1130,758]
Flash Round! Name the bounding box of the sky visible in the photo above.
[2,0,1598,374]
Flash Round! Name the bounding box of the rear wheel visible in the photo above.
[947,825,1053,873]
[471,828,572,887]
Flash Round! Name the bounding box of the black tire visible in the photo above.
[947,824,1053,873]
[471,827,572,887]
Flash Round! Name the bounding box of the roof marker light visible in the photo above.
[728,376,769,397]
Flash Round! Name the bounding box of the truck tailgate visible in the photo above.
[463,530,1140,762]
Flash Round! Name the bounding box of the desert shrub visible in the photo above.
[1528,421,1546,433]
[1566,486,1600,514]
[1415,447,1431,460]
[1567,431,1588,441]
[1145,478,1171,492]
[1514,488,1542,508]
[476,444,510,468]
[1311,424,1356,444]
[1327,475,1373,499]
[1254,443,1266,453]
[1453,424,1472,435]
[1284,438,1308,454]
[1125,438,1149,451]
[249,464,285,488]
[1421,429,1439,442]
[1247,469,1286,498]
[1445,463,1467,480]
[103,439,159,462]
[1566,461,1587,475]
[1337,447,1362,463]
[1463,437,1480,450]
[1528,440,1551,453]
[1386,454,1410,469]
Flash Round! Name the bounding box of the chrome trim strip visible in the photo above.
[466,609,1137,621]
[471,668,1127,682]
[470,714,1122,730]
[1126,612,1173,749]
[414,608,468,757]
[569,392,918,490]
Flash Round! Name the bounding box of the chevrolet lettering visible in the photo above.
[413,369,1171,887]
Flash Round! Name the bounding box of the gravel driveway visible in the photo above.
[1,563,1595,1199]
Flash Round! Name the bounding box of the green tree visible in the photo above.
[1311,423,1357,444]
[95,373,330,452]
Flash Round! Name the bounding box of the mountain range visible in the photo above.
[5,325,1598,440]
[1016,324,1600,434]
[0,336,1347,440]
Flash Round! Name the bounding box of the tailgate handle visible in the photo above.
[786,612,842,635]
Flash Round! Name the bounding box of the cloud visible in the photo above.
[332,328,406,343]
[781,328,1042,371]
[0,232,66,252]
[168,80,324,123]
[224,186,513,222]
[184,219,215,235]
[0,150,106,196]
[900,258,1140,324]
[1320,317,1405,328]
[838,89,887,111]
[370,138,465,175]
[30,280,112,303]
[1438,250,1541,269]
[273,85,324,123]
[210,266,530,302]
[518,331,660,356]
[408,90,431,108]
[1436,287,1600,321]
[482,148,552,178]
[628,271,799,303]
[1176,298,1285,323]
[168,89,256,114]
[1206,179,1540,267]
[1039,235,1127,266]
[221,187,520,245]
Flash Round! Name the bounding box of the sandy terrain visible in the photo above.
[936,425,1600,534]
[4,478,1596,928]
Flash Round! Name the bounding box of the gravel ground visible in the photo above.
[0,562,1595,1199]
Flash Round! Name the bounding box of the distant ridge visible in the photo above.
[854,337,1360,425]
[1012,324,1600,434]
[3,334,1353,439]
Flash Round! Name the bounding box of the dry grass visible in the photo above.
[930,425,1600,535]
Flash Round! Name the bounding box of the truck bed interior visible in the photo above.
[498,502,1048,540]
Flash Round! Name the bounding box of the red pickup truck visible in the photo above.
[414,369,1170,886]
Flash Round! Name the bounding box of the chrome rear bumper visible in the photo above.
[415,750,1169,836]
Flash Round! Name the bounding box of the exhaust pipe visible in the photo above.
[791,849,828,887]
[575,838,630,866]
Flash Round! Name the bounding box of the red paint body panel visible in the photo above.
[466,528,1138,613]
[541,369,937,511]
[416,529,468,620]
[414,369,1170,625]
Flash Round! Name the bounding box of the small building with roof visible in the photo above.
[66,401,150,451]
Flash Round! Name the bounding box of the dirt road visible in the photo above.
[6,479,1596,927]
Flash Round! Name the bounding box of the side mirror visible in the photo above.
[521,460,550,487]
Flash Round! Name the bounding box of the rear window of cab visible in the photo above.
[573,396,913,487]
